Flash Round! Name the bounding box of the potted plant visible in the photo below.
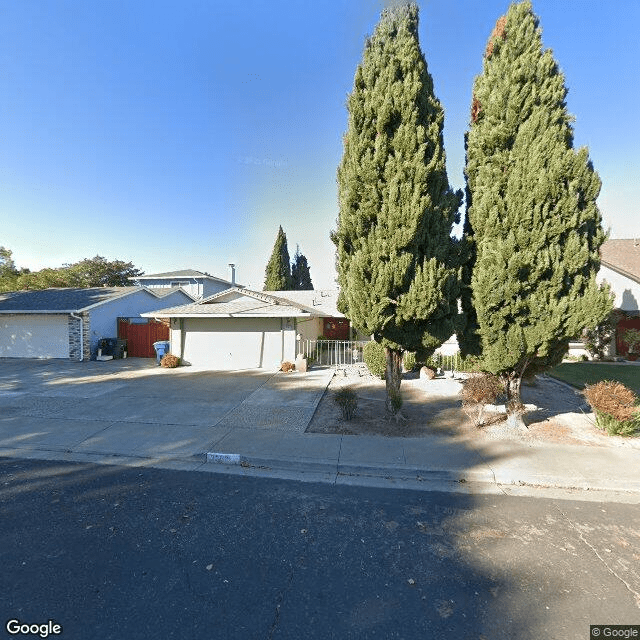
[621,328,640,361]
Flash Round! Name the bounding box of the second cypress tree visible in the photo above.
[461,1,612,426]
[291,246,313,290]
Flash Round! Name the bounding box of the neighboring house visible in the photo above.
[438,239,640,360]
[142,288,352,370]
[599,239,640,314]
[132,269,239,300]
[0,287,193,360]
[598,239,640,355]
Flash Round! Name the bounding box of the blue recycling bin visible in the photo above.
[153,340,170,365]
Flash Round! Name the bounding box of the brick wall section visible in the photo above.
[68,313,91,361]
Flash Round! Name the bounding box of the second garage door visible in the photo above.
[0,314,69,358]
[180,317,285,370]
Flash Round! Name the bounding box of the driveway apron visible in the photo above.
[0,360,332,463]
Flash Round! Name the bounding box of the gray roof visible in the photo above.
[144,288,344,319]
[0,287,140,313]
[262,290,342,317]
[134,269,234,284]
[600,239,640,284]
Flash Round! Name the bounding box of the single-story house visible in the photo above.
[436,239,640,360]
[0,286,193,360]
[142,288,353,370]
[132,268,240,300]
[597,238,640,355]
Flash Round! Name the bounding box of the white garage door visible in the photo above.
[0,315,69,358]
[181,317,284,370]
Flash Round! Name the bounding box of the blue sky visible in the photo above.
[1,0,638,289]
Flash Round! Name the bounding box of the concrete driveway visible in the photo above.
[0,358,290,464]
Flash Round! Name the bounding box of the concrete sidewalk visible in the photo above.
[202,425,640,500]
[0,361,638,502]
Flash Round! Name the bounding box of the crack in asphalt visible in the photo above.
[474,449,510,497]
[267,552,303,637]
[332,436,344,486]
[552,502,640,609]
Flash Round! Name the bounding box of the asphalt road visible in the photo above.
[1,457,638,640]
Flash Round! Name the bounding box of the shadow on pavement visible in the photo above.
[0,456,542,640]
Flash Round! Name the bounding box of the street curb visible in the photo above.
[203,452,493,485]
[202,450,640,498]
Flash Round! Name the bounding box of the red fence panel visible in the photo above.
[118,319,169,358]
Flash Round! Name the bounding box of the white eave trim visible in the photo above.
[600,261,640,286]
[142,312,312,319]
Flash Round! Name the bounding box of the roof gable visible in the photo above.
[262,289,342,317]
[143,288,344,318]
[202,288,283,305]
[134,269,233,285]
[600,239,640,284]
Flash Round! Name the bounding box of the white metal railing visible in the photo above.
[295,340,477,372]
[428,352,462,372]
[296,339,369,367]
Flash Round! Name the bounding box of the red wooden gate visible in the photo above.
[118,319,169,358]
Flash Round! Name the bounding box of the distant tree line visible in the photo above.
[0,248,143,292]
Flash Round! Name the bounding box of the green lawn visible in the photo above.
[548,362,640,393]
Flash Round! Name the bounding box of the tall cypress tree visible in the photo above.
[333,3,461,414]
[291,246,313,290]
[461,1,612,426]
[263,226,292,290]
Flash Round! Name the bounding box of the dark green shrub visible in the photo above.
[403,351,417,372]
[334,386,358,420]
[581,308,620,360]
[457,354,484,373]
[363,341,386,379]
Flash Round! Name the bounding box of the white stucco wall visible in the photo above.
[598,265,640,311]
[295,317,323,343]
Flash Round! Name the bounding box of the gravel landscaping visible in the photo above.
[306,366,640,449]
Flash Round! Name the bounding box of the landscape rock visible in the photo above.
[419,366,436,380]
